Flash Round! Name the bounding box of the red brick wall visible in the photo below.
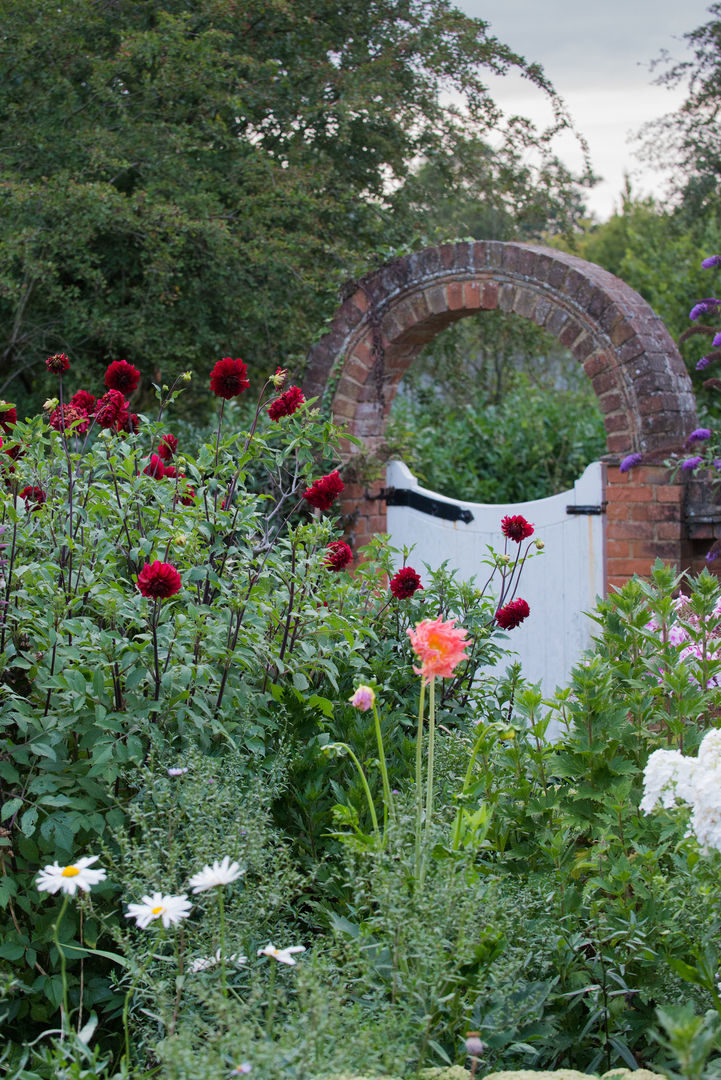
[305,241,699,590]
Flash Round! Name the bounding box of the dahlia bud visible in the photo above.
[175,532,188,547]
[43,398,59,412]
[465,1033,486,1057]
[535,538,545,550]
[271,367,287,390]
[497,554,511,566]
[500,728,516,741]
[182,371,192,383]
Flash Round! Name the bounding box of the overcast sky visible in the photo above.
[454,0,714,219]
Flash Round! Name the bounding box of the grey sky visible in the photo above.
[454,0,714,218]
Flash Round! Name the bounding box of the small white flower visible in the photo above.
[190,948,248,973]
[167,767,189,776]
[257,942,306,966]
[125,892,192,929]
[36,855,107,897]
[230,1065,252,1076]
[189,856,244,893]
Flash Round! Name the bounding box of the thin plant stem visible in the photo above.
[53,893,70,1037]
[371,701,394,833]
[218,888,227,998]
[331,742,380,840]
[414,678,427,879]
[266,958,277,1038]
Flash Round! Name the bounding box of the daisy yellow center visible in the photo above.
[61,865,80,878]
[151,905,164,915]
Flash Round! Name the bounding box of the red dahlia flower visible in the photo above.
[267,386,305,421]
[20,485,46,509]
[49,404,90,435]
[210,357,250,399]
[69,390,96,413]
[95,389,126,429]
[324,540,352,571]
[143,454,165,479]
[105,359,140,395]
[136,561,182,599]
[0,405,17,433]
[302,470,344,512]
[46,353,70,373]
[163,465,178,479]
[157,433,178,460]
[495,598,530,630]
[179,485,195,506]
[390,566,423,599]
[500,515,534,543]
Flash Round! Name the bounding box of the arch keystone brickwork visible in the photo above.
[305,241,698,591]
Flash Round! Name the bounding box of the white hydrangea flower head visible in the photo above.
[640,749,695,813]
[698,729,721,770]
[189,856,244,893]
[125,892,192,928]
[36,855,107,897]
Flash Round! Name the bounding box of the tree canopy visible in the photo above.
[0,0,587,414]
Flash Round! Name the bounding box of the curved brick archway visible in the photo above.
[305,241,698,590]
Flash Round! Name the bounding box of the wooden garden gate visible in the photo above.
[385,459,606,696]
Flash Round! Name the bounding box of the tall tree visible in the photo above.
[0,0,586,413]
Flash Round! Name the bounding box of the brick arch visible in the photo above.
[305,241,698,590]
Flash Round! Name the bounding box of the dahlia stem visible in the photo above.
[414,678,426,880]
[371,701,394,833]
[151,598,161,700]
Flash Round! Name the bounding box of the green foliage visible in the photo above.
[387,315,606,501]
[0,0,586,416]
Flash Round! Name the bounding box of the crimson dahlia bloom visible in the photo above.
[501,515,534,543]
[210,357,250,399]
[105,359,140,395]
[267,386,305,421]
[157,434,178,460]
[179,485,196,505]
[302,470,344,512]
[20,485,46,509]
[69,390,96,413]
[136,561,182,598]
[49,404,90,435]
[46,353,70,373]
[0,406,17,433]
[143,454,165,479]
[324,540,352,571]
[496,598,530,630]
[390,566,423,599]
[95,389,126,428]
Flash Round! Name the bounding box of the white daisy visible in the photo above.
[188,856,244,893]
[257,943,306,966]
[190,948,249,973]
[35,855,107,897]
[230,1065,252,1076]
[125,892,192,929]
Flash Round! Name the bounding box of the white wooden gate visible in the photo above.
[385,459,606,697]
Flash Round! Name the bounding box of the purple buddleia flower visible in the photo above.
[714,459,721,471]
[697,355,714,370]
[619,453,643,473]
[714,332,721,347]
[690,299,721,321]
[701,255,721,269]
[686,428,712,445]
[681,456,704,471]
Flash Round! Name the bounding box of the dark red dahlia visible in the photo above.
[302,470,344,512]
[210,357,250,399]
[105,359,140,395]
[143,454,165,479]
[163,465,178,479]
[95,389,126,429]
[49,404,90,435]
[19,485,46,509]
[324,540,352,571]
[389,566,423,599]
[46,353,70,373]
[0,405,17,433]
[157,433,178,460]
[69,390,96,413]
[267,386,305,422]
[500,515,534,543]
[495,597,530,630]
[136,561,182,599]
[179,485,196,506]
